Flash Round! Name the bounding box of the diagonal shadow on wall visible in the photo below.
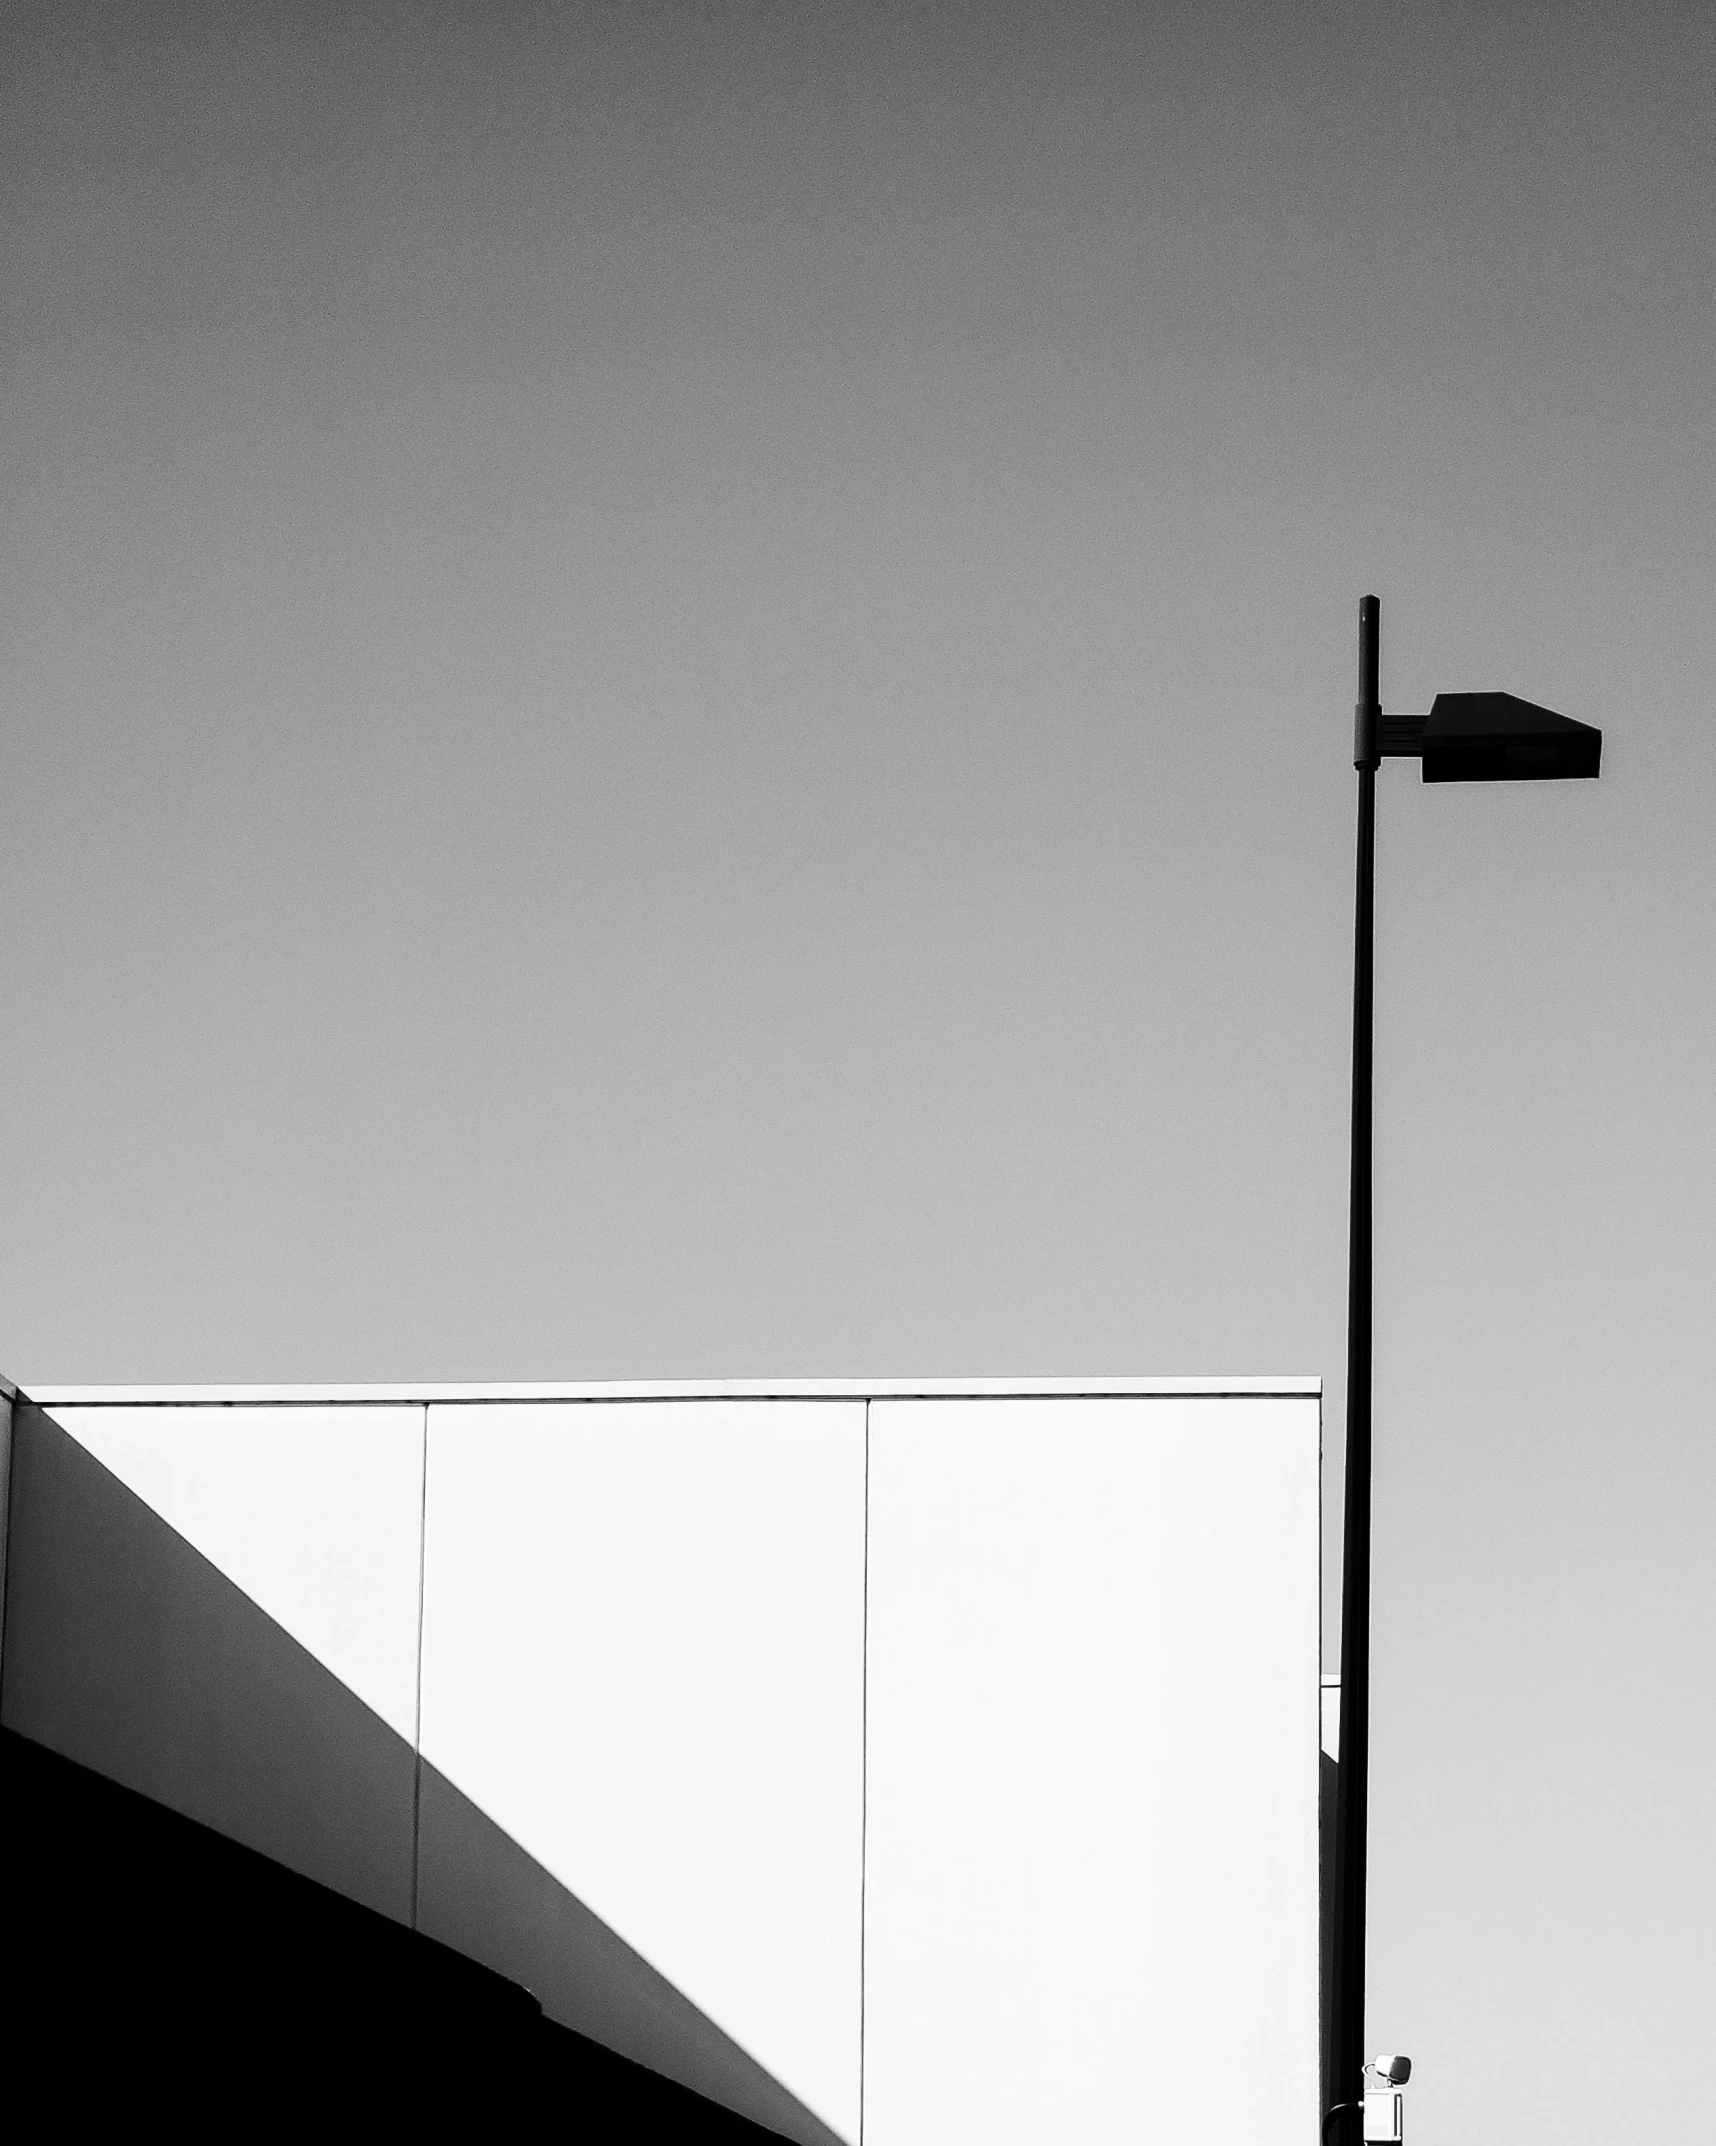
[0,1400,847,2146]
[417,1759,848,2145]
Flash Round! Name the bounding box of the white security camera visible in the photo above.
[1369,2055,1411,2086]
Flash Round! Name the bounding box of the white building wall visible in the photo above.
[863,1396,1321,2144]
[13,1379,1319,2145]
[418,1400,867,2140]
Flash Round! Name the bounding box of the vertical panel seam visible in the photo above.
[410,1400,429,1930]
[859,1397,870,2146]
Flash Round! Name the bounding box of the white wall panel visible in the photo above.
[418,1400,866,2143]
[46,1404,425,1741]
[862,1396,1320,2146]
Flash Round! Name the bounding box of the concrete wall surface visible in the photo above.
[3,1379,1319,2144]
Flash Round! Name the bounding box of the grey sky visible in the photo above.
[4,4,1713,2139]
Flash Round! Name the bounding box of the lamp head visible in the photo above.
[1421,693,1601,783]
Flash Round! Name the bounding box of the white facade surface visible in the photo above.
[26,1380,1319,2145]
[47,1403,425,1742]
[418,1400,868,2142]
[863,1395,1320,2144]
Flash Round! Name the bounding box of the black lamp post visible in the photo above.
[1325,595,1601,2140]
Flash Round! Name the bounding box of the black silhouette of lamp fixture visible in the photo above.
[1376,688,1603,781]
[1326,597,1600,2142]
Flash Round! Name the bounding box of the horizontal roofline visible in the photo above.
[28,1375,1320,1407]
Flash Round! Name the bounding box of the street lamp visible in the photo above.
[1325,595,1601,2140]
